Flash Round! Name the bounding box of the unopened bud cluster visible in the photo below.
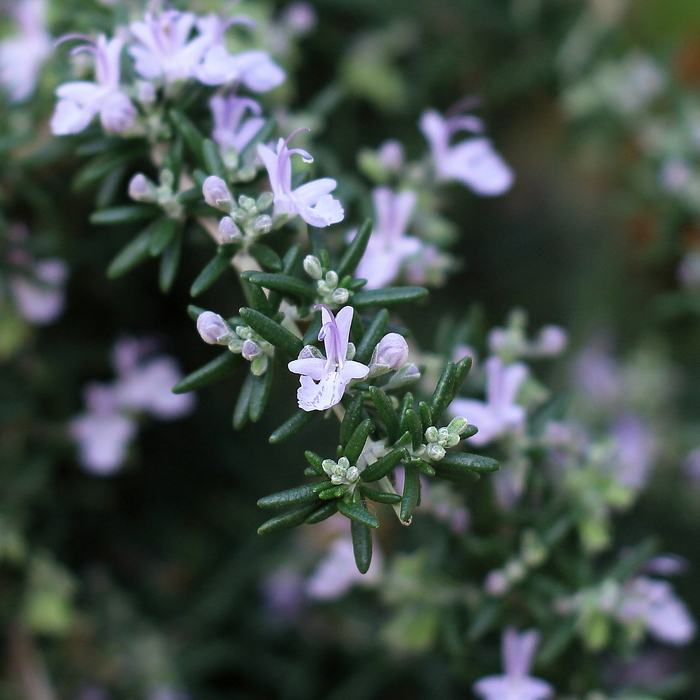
[424,416,469,461]
[303,256,351,306]
[128,169,183,218]
[203,177,274,245]
[322,457,360,487]
[197,312,273,375]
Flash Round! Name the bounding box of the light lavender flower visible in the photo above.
[376,139,405,173]
[618,576,696,645]
[611,414,657,491]
[371,332,409,371]
[354,187,421,289]
[420,104,514,196]
[69,383,137,476]
[288,306,368,411]
[129,11,210,84]
[449,356,527,446]
[280,3,317,36]
[51,35,136,135]
[0,0,52,103]
[10,258,69,325]
[195,15,285,92]
[473,629,553,700]
[210,94,265,155]
[258,129,344,227]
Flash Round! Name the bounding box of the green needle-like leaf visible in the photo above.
[448,355,473,404]
[107,228,155,279]
[269,410,316,444]
[257,502,321,535]
[337,500,379,528]
[248,366,274,422]
[239,307,303,358]
[169,108,205,163]
[172,351,242,394]
[202,138,226,179]
[257,483,320,509]
[351,519,373,574]
[352,287,428,308]
[359,485,402,504]
[354,309,389,364]
[419,401,433,433]
[343,418,372,465]
[360,445,406,482]
[149,217,180,256]
[369,386,399,443]
[403,409,423,450]
[241,271,316,303]
[305,501,339,524]
[429,361,457,422]
[158,231,182,293]
[439,453,500,472]
[92,205,158,226]
[233,371,256,430]
[400,464,421,523]
[249,243,282,271]
[339,393,365,448]
[337,218,372,278]
[190,250,235,297]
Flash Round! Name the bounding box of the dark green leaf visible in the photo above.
[177,187,202,205]
[414,459,436,476]
[241,271,316,303]
[169,108,205,163]
[343,418,372,465]
[403,409,423,451]
[337,218,372,278]
[359,485,402,504]
[432,464,481,484]
[233,371,256,430]
[249,243,282,271]
[248,366,274,422]
[304,451,324,472]
[149,217,180,256]
[158,229,182,293]
[339,393,365,448]
[202,138,226,179]
[190,251,233,297]
[448,355,473,404]
[439,453,500,473]
[351,519,373,574]
[269,410,316,444]
[106,228,154,278]
[400,464,421,522]
[337,500,379,528]
[360,445,406,482]
[91,205,158,226]
[419,401,433,432]
[257,502,320,535]
[354,309,389,364]
[429,361,457,422]
[258,483,320,509]
[369,386,399,443]
[268,243,302,313]
[319,484,349,500]
[239,307,303,358]
[240,278,270,317]
[352,287,428,308]
[305,501,339,524]
[172,351,242,394]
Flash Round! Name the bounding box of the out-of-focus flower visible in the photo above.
[210,94,265,157]
[70,383,137,476]
[571,338,621,407]
[10,259,69,325]
[354,188,421,289]
[261,566,305,621]
[0,0,52,103]
[611,414,657,491]
[403,244,455,287]
[129,11,209,84]
[617,576,695,645]
[280,3,317,35]
[489,323,568,360]
[377,139,404,173]
[449,356,528,446]
[258,130,344,227]
[678,249,700,288]
[473,628,554,700]
[419,105,514,196]
[306,534,382,600]
[195,15,285,92]
[288,306,368,411]
[51,35,136,135]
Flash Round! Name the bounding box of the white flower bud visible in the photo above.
[447,416,469,435]
[197,312,230,344]
[331,474,343,485]
[218,216,243,243]
[345,466,359,482]
[250,355,269,376]
[202,176,232,209]
[322,459,336,476]
[128,173,157,202]
[425,426,439,443]
[345,342,356,360]
[427,443,446,461]
[338,457,350,470]
[236,326,252,339]
[374,333,409,370]
[303,255,323,280]
[242,339,262,360]
[239,194,256,211]
[231,208,247,223]
[254,214,273,234]
[444,434,461,448]
[331,288,350,305]
[256,192,274,211]
[324,270,338,289]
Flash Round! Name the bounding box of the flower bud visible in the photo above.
[324,270,338,289]
[202,176,232,209]
[303,255,323,280]
[427,443,446,461]
[218,216,243,243]
[128,173,157,202]
[250,355,269,376]
[331,288,350,305]
[100,91,136,133]
[242,339,262,360]
[345,466,359,482]
[374,333,409,370]
[239,194,256,211]
[425,426,439,443]
[197,312,230,344]
[447,416,469,436]
[254,214,273,234]
[256,192,274,211]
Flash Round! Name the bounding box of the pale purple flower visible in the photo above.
[209,94,265,155]
[611,414,657,490]
[258,130,344,227]
[51,35,136,135]
[372,332,409,370]
[129,11,210,84]
[0,0,52,103]
[70,383,137,476]
[195,15,285,92]
[473,629,553,700]
[449,356,528,446]
[571,338,621,407]
[354,188,421,289]
[288,306,368,411]
[419,106,514,196]
[280,3,317,35]
[262,566,305,621]
[306,535,382,600]
[376,139,405,173]
[403,244,453,287]
[197,311,230,344]
[10,258,69,325]
[618,576,695,645]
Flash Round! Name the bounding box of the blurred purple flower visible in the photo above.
[10,258,69,325]
[209,94,265,155]
[611,414,657,490]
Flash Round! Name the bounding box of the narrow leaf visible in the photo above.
[302,309,322,346]
[269,410,316,444]
[319,484,349,500]
[149,217,179,256]
[172,351,242,393]
[339,393,365,448]
[359,485,402,504]
[351,519,373,574]
[429,361,457,421]
[360,445,406,483]
[241,271,316,303]
[337,500,379,528]
[106,228,154,278]
[369,386,399,443]
[248,366,274,422]
[354,309,389,364]
[269,242,301,313]
[352,287,428,308]
[432,464,480,484]
[188,304,205,320]
[258,483,320,509]
[257,502,320,535]
[190,251,233,297]
[239,307,303,358]
[343,418,372,465]
[249,243,282,271]
[448,355,473,404]
[419,401,433,432]
[400,464,421,523]
[304,451,324,472]
[158,230,182,293]
[403,409,423,450]
[169,108,205,163]
[305,501,339,524]
[233,371,256,430]
[337,218,372,278]
[202,138,226,179]
[439,453,500,473]
[91,205,158,225]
